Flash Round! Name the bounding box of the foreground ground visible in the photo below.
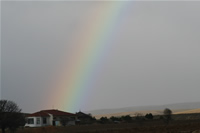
[3,120,200,133]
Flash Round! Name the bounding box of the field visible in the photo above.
[1,113,200,133]
[2,119,200,133]
[175,109,200,115]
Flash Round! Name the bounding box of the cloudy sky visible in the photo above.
[1,1,200,113]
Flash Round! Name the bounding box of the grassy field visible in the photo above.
[2,119,199,133]
[1,113,200,133]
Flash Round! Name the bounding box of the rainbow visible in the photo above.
[50,1,131,112]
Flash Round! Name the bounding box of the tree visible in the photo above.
[145,113,153,120]
[110,116,121,122]
[163,108,172,124]
[100,117,109,123]
[134,112,143,120]
[134,112,144,125]
[121,115,132,122]
[0,100,25,133]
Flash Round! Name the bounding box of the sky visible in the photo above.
[1,1,200,113]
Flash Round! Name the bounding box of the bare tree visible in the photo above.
[134,112,144,125]
[134,112,143,120]
[0,100,25,133]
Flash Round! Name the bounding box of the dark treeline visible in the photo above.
[0,100,25,133]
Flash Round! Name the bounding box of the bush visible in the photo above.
[145,113,153,120]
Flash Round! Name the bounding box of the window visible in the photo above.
[28,118,34,124]
[43,117,47,124]
[36,118,40,124]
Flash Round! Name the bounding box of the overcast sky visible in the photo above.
[1,1,200,113]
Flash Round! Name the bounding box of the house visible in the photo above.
[25,109,76,127]
[76,111,95,124]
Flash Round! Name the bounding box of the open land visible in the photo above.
[175,109,200,115]
[2,112,200,133]
[9,119,200,133]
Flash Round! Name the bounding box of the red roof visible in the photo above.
[27,109,75,117]
[28,111,49,117]
[42,109,75,116]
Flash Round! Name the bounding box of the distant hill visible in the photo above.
[93,110,161,119]
[93,109,189,119]
[86,102,200,116]
[175,108,200,114]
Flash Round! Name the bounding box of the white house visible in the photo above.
[25,109,76,127]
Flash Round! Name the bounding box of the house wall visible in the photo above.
[25,117,51,127]
[42,117,51,126]
[53,116,76,126]
[67,120,75,125]
[25,115,76,127]
[48,113,53,125]
[25,117,39,127]
[68,116,76,125]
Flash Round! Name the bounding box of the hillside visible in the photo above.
[175,108,200,114]
[86,102,200,116]
[94,109,190,119]
[94,110,162,119]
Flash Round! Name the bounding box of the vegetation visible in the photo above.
[99,117,109,123]
[2,119,200,133]
[121,115,132,123]
[163,108,172,124]
[110,116,121,122]
[134,112,144,120]
[0,100,25,133]
[145,113,153,120]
